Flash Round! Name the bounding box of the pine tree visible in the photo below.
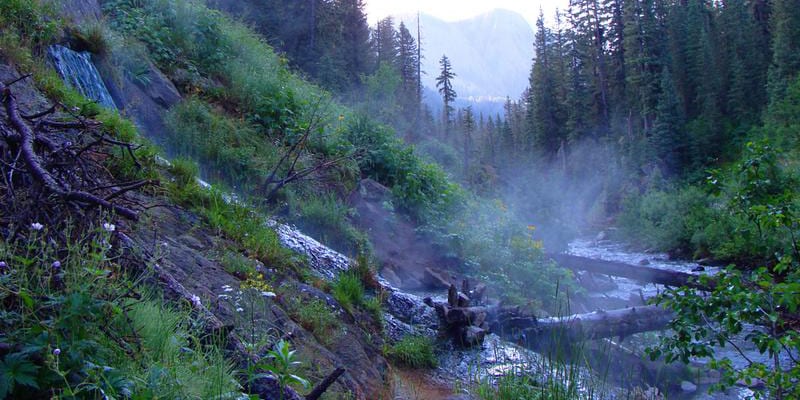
[652,67,685,175]
[767,0,800,103]
[372,17,398,68]
[527,10,567,156]
[397,21,420,125]
[462,106,475,184]
[436,55,457,136]
[335,0,371,89]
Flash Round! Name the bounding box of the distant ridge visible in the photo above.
[394,9,534,103]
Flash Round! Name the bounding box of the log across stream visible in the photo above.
[429,250,705,350]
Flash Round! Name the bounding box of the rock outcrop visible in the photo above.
[348,179,461,290]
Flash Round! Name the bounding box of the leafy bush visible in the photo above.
[255,340,309,393]
[0,0,60,49]
[617,186,715,255]
[383,336,437,368]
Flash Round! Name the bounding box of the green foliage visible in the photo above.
[618,186,716,255]
[0,352,39,398]
[474,365,586,400]
[383,336,437,369]
[620,140,799,263]
[286,298,341,345]
[165,158,302,271]
[294,194,368,255]
[205,195,300,271]
[343,114,464,222]
[331,272,364,312]
[646,142,800,399]
[0,222,242,399]
[0,0,60,49]
[252,340,309,396]
[428,198,577,310]
[361,62,402,123]
[165,98,275,191]
[220,250,258,280]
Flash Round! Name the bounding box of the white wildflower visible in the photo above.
[190,294,201,308]
[53,348,61,356]
[31,222,44,231]
[236,307,244,313]
[102,222,116,233]
[52,261,61,270]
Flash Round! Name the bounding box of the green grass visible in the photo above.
[294,194,369,255]
[285,297,341,346]
[383,336,437,369]
[331,272,364,312]
[0,222,242,399]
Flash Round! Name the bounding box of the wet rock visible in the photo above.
[680,381,697,393]
[381,266,401,286]
[384,290,439,329]
[692,265,705,272]
[424,267,452,289]
[383,313,417,342]
[137,63,182,108]
[348,179,461,290]
[638,259,650,266]
[271,222,351,280]
[448,284,458,307]
[460,326,487,347]
[457,293,471,308]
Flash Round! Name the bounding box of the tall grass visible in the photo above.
[0,222,242,398]
[383,336,438,369]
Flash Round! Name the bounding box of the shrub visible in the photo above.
[0,0,60,49]
[383,336,437,368]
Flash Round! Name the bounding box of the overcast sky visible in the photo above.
[364,0,569,28]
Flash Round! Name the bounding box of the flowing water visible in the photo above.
[46,52,785,399]
[566,237,789,400]
[47,45,117,109]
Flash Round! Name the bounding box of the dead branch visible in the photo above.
[304,367,346,400]
[1,83,143,220]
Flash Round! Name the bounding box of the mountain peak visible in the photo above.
[396,9,534,101]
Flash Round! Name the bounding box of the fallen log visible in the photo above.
[429,285,673,349]
[525,305,673,344]
[548,253,714,290]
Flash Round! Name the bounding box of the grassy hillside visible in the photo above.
[0,0,579,398]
